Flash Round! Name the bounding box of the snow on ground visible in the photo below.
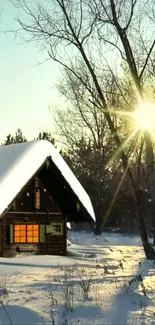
[0,231,155,324]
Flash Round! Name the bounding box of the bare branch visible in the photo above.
[124,0,138,30]
[81,16,97,45]
[77,0,83,38]
[139,39,155,79]
[98,33,126,60]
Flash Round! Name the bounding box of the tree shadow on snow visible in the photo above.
[0,305,48,325]
[104,261,153,325]
[106,293,150,324]
[56,304,104,325]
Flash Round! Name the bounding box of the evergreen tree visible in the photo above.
[35,132,55,145]
[3,128,27,145]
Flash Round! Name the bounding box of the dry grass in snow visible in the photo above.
[0,231,155,324]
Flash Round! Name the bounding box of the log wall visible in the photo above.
[1,212,66,257]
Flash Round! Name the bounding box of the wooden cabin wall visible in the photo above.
[0,172,68,258]
[1,212,66,257]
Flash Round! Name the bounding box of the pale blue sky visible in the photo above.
[0,0,63,143]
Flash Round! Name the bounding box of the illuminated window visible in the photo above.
[14,224,39,243]
[14,225,26,243]
[27,225,39,243]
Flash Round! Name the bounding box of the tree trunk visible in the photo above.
[127,169,155,259]
[100,138,155,259]
[135,192,155,259]
[103,116,154,258]
[94,218,102,235]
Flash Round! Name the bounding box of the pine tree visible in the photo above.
[3,128,27,145]
[35,132,55,145]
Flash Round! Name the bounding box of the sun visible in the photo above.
[132,101,155,132]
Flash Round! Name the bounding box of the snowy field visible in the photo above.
[0,231,155,325]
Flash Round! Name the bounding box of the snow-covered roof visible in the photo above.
[0,140,95,221]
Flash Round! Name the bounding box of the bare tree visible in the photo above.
[12,0,155,258]
[89,0,155,198]
[53,68,138,233]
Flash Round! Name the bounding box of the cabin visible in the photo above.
[0,140,95,257]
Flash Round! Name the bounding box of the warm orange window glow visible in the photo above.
[27,225,39,243]
[14,224,39,243]
[14,225,26,243]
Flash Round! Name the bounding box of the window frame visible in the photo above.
[46,222,64,235]
[13,224,40,244]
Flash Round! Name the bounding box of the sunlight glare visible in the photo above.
[133,101,155,131]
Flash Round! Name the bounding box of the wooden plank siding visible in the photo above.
[0,170,69,258]
[1,212,66,257]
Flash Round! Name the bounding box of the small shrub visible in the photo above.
[0,278,9,305]
[78,267,96,300]
[118,260,124,271]
[50,268,75,311]
[0,277,12,325]
[62,270,74,311]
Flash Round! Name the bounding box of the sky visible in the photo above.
[0,0,64,143]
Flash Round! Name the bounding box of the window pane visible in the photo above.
[27,231,33,237]
[33,231,39,236]
[14,237,20,243]
[27,225,33,230]
[15,225,20,231]
[21,225,26,230]
[27,237,33,243]
[15,231,20,236]
[21,237,26,243]
[33,225,39,230]
[33,237,39,243]
[21,231,26,236]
